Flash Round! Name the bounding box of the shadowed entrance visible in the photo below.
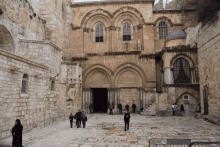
[92,88,108,113]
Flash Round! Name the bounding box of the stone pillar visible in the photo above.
[83,91,85,111]
[143,90,146,109]
[138,88,140,110]
[140,89,143,108]
[164,67,174,84]
[114,89,118,113]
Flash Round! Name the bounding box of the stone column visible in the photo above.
[164,67,174,84]
[114,89,117,113]
[83,91,85,111]
[143,90,146,109]
[137,88,140,110]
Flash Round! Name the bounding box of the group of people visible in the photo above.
[108,103,138,115]
[69,110,88,128]
[172,103,201,116]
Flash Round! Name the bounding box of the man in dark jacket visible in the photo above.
[124,110,131,131]
[132,103,136,113]
[69,113,74,128]
[125,104,129,112]
[89,103,93,114]
[75,110,82,128]
[118,103,122,114]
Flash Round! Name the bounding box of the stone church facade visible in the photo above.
[0,0,219,140]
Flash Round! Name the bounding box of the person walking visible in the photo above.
[118,103,122,114]
[125,104,129,112]
[196,103,201,113]
[109,104,113,115]
[172,104,174,116]
[124,110,131,131]
[11,119,23,147]
[180,104,185,116]
[69,113,74,128]
[132,103,136,113]
[81,111,88,128]
[75,110,82,128]
[89,103,93,114]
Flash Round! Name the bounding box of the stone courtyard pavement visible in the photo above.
[1,114,220,147]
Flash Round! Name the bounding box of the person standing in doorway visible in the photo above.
[180,104,185,116]
[89,103,93,114]
[125,104,129,112]
[109,104,113,115]
[118,103,122,114]
[196,103,201,113]
[124,110,131,131]
[69,113,74,128]
[81,111,87,128]
[132,102,136,113]
[11,119,23,147]
[172,104,175,116]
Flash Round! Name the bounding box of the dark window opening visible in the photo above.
[173,58,191,84]
[123,22,131,41]
[21,74,28,93]
[51,81,55,90]
[159,21,168,39]
[95,24,104,42]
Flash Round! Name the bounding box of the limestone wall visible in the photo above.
[197,10,220,117]
[0,49,61,140]
[0,0,45,39]
[59,62,82,116]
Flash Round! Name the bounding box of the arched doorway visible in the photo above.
[0,25,14,53]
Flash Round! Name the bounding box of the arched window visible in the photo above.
[51,81,55,90]
[95,24,103,42]
[159,21,168,39]
[173,58,191,84]
[21,74,28,93]
[123,22,131,41]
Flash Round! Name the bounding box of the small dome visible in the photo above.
[166,30,186,40]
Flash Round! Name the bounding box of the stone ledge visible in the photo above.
[71,0,154,7]
[0,49,49,70]
[19,39,62,52]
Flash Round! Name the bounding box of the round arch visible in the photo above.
[81,9,112,28]
[112,6,145,26]
[113,63,147,87]
[154,16,173,26]
[0,25,15,53]
[83,64,113,88]
[170,54,195,68]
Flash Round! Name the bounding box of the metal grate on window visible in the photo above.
[95,24,103,42]
[123,22,131,41]
[21,74,28,93]
[173,58,191,83]
[51,81,55,90]
[159,21,168,39]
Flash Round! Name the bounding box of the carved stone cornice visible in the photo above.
[137,24,143,30]
[109,26,117,31]
[71,23,81,30]
[0,49,48,70]
[83,28,90,33]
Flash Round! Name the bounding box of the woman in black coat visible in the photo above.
[11,119,23,147]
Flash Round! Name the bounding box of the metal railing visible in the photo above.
[149,138,212,147]
[189,142,220,147]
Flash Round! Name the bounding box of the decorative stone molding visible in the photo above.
[0,49,48,70]
[71,23,81,30]
[19,40,61,52]
[10,65,20,73]
[83,28,89,33]
[137,24,143,30]
[34,72,42,78]
[109,26,117,31]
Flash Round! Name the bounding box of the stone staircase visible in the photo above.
[141,100,157,116]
